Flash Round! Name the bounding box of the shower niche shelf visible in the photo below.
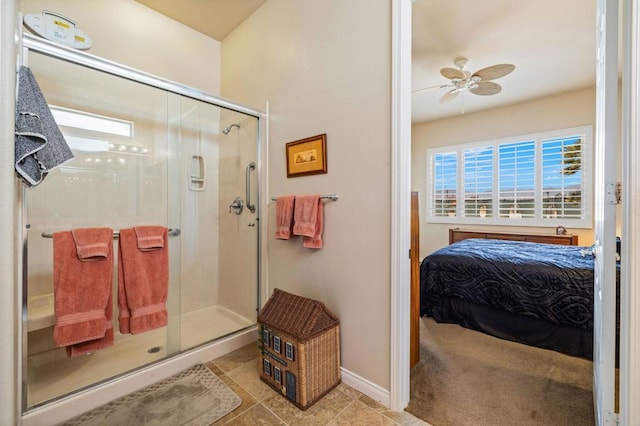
[189,155,206,191]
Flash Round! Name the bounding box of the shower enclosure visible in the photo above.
[20,34,263,413]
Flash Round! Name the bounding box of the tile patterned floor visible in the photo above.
[206,343,429,425]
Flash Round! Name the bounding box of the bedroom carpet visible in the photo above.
[60,364,241,426]
[406,317,594,426]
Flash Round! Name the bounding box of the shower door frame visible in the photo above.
[19,32,266,415]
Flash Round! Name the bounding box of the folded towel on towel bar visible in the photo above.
[293,195,320,238]
[293,195,324,249]
[302,200,323,249]
[118,226,169,334]
[53,227,114,357]
[275,195,295,240]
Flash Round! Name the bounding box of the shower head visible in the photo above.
[222,123,240,135]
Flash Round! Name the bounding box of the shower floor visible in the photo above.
[179,305,254,351]
[27,305,254,409]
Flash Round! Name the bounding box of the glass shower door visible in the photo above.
[169,95,259,351]
[24,51,179,409]
[23,49,261,411]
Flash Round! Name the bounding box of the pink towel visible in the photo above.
[275,195,295,239]
[303,200,323,249]
[293,195,320,238]
[53,227,114,357]
[118,226,168,334]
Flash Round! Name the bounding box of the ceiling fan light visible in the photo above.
[453,57,468,70]
[469,82,479,90]
[471,75,482,82]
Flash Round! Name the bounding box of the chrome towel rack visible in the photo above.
[271,193,339,202]
[40,228,182,239]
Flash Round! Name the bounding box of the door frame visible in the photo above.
[620,0,640,423]
[389,0,640,420]
[593,0,618,423]
[389,0,413,411]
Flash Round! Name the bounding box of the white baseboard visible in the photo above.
[340,366,390,408]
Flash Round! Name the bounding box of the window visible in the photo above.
[262,329,270,347]
[274,366,282,384]
[263,358,271,375]
[432,152,458,217]
[426,126,592,228]
[285,342,295,361]
[273,336,281,353]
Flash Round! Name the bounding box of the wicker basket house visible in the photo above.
[257,288,341,410]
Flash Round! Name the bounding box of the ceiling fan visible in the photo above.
[415,57,515,104]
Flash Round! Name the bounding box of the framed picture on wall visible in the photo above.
[286,134,327,178]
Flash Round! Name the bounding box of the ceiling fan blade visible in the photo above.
[440,67,466,80]
[440,89,460,103]
[412,84,452,95]
[469,81,502,96]
[472,64,515,81]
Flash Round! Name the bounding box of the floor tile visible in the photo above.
[213,343,260,373]
[222,403,285,425]
[225,358,274,402]
[208,344,429,426]
[328,400,397,425]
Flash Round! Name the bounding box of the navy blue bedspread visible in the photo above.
[420,239,595,330]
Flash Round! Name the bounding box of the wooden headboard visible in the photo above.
[449,228,579,246]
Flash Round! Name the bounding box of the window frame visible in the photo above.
[273,335,281,354]
[285,342,294,361]
[274,366,282,384]
[425,126,593,228]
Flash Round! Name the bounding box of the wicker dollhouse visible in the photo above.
[257,288,341,410]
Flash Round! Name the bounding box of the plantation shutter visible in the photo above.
[541,136,584,220]
[430,152,458,217]
[498,141,535,219]
[463,147,494,218]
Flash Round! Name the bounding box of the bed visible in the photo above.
[420,229,605,359]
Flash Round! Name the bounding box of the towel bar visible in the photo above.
[271,193,339,202]
[40,228,181,239]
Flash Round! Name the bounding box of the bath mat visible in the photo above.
[61,364,241,426]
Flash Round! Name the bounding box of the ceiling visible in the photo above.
[136,0,597,123]
[412,0,596,123]
[135,0,266,42]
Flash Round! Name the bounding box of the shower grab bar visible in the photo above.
[246,162,256,213]
[40,228,182,239]
[271,193,340,202]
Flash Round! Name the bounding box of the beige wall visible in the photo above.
[221,0,393,390]
[20,0,220,94]
[412,86,597,256]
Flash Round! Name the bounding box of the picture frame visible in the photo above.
[286,134,327,178]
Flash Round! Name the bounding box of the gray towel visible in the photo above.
[15,66,74,187]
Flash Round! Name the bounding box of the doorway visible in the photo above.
[392,2,635,422]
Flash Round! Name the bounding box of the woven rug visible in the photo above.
[61,364,241,426]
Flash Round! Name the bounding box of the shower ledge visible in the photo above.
[27,293,55,332]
